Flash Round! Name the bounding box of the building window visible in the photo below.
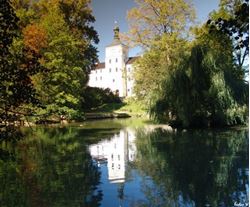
[100,69,102,73]
[109,59,111,64]
[100,76,102,80]
[127,68,130,72]
[113,79,115,82]
[116,67,118,72]
[118,164,120,169]
[116,58,118,62]
[109,68,111,72]
[118,155,120,160]
[96,70,97,74]
[128,77,130,81]
[128,89,130,92]
[95,77,97,81]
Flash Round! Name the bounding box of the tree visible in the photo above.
[130,0,248,127]
[64,0,100,72]
[0,0,42,124]
[127,1,195,125]
[207,0,249,69]
[12,0,99,120]
[133,34,190,107]
[123,0,195,48]
[23,23,48,54]
[150,25,248,127]
[32,7,88,119]
[126,0,195,109]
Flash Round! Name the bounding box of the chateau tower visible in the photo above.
[88,25,138,97]
[105,25,129,97]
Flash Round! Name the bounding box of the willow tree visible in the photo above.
[149,23,248,128]
[133,34,190,107]
[129,0,248,127]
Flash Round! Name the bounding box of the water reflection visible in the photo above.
[88,129,138,207]
[134,128,249,207]
[0,121,248,207]
[89,129,136,184]
[0,127,103,207]
[88,126,248,207]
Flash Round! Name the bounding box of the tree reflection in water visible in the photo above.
[0,127,104,207]
[135,128,248,207]
[0,123,248,207]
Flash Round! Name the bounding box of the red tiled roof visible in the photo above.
[94,62,105,70]
[126,56,139,64]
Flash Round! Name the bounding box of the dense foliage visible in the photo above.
[123,0,195,48]
[0,0,44,127]
[131,0,248,128]
[207,0,249,69]
[10,0,99,121]
[0,0,248,128]
[82,87,121,110]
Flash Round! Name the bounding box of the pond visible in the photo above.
[0,119,248,207]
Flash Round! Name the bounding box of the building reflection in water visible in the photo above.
[89,128,136,184]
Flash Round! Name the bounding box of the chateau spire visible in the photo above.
[113,21,120,40]
[107,21,122,47]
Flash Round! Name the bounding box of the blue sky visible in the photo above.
[91,0,220,62]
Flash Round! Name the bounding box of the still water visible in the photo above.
[0,119,248,207]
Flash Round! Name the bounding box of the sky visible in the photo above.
[91,0,220,62]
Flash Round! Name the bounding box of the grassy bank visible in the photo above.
[9,99,147,125]
[89,98,147,117]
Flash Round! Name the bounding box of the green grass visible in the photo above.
[89,98,147,117]
[116,100,146,116]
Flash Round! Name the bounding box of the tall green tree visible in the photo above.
[133,34,190,107]
[0,0,42,124]
[127,0,195,125]
[150,25,248,127]
[123,0,195,48]
[13,0,99,120]
[130,0,248,127]
[207,0,249,70]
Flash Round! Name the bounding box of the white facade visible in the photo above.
[88,26,138,97]
[88,128,136,183]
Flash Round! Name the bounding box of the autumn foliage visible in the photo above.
[23,24,48,54]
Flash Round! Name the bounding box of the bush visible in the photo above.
[81,87,121,110]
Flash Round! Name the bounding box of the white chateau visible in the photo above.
[88,26,138,97]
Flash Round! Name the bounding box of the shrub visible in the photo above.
[81,87,121,110]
